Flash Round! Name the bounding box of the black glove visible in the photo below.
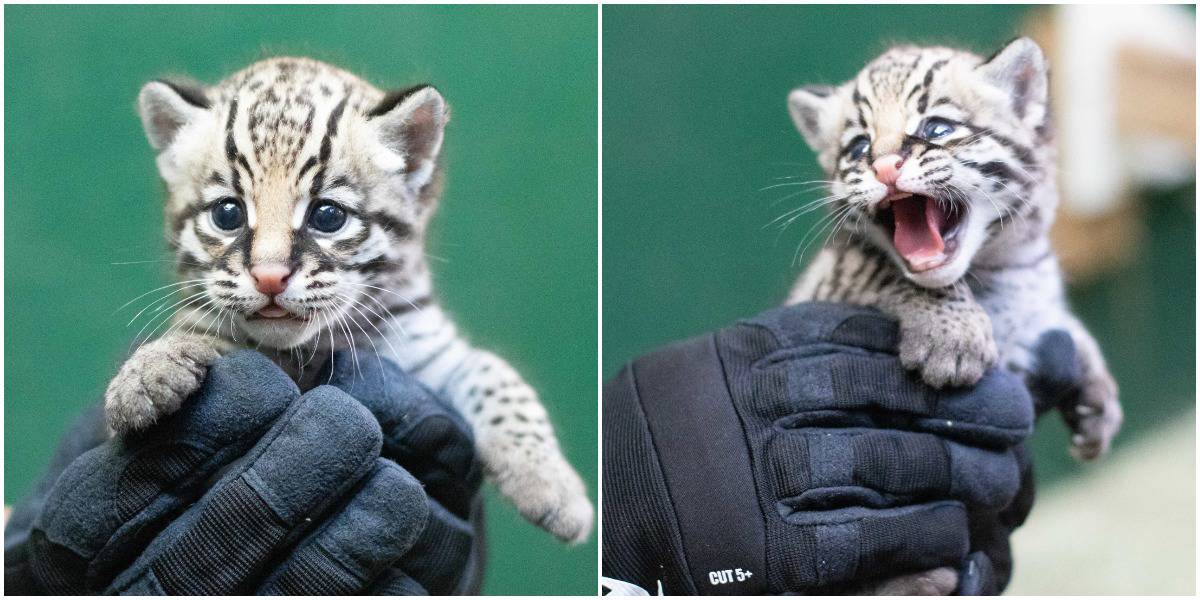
[5,349,484,595]
[956,329,1084,596]
[602,302,1035,595]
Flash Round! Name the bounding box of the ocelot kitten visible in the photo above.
[107,57,592,543]
[785,39,1122,593]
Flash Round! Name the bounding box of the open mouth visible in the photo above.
[875,193,965,272]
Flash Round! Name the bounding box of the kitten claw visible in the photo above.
[1067,371,1121,461]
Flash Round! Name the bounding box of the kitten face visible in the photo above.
[138,57,446,349]
[789,38,1053,288]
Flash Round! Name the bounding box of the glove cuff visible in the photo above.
[604,333,768,595]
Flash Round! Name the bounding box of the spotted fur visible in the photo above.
[107,57,592,543]
[785,39,1122,593]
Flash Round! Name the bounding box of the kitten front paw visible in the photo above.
[105,337,220,434]
[1068,370,1121,461]
[899,315,998,388]
[484,437,594,544]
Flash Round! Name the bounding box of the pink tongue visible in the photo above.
[892,196,945,263]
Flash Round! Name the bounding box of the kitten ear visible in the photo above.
[976,37,1049,124]
[367,85,448,191]
[788,84,841,153]
[137,79,210,152]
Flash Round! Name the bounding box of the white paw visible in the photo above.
[105,337,220,434]
[899,316,998,388]
[483,436,594,544]
[1069,370,1122,461]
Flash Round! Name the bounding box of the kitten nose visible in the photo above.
[872,154,905,186]
[250,264,291,296]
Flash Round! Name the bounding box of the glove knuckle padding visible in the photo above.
[325,350,481,518]
[24,351,300,593]
[722,305,1034,591]
[260,460,430,595]
[113,385,383,595]
[602,303,1032,593]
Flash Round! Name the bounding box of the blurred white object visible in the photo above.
[1008,414,1196,595]
[1056,4,1196,217]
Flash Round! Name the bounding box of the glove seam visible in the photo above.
[626,358,699,595]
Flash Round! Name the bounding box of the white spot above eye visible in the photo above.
[372,146,406,172]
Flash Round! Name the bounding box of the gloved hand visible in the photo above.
[956,329,1086,596]
[5,349,484,595]
[602,302,1035,595]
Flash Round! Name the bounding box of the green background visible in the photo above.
[5,5,596,594]
[603,0,1194,562]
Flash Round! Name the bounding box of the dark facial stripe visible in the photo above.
[332,226,372,253]
[915,59,948,114]
[957,158,1027,187]
[366,211,414,241]
[309,97,349,201]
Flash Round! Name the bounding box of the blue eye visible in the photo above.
[846,136,870,161]
[210,198,245,231]
[921,117,956,139]
[308,201,348,233]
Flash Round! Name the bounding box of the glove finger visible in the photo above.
[28,350,298,593]
[956,551,996,595]
[368,568,430,595]
[108,385,382,595]
[321,349,482,519]
[766,429,1022,510]
[395,494,479,595]
[257,459,429,595]
[775,501,970,590]
[1028,329,1083,415]
[757,351,1034,448]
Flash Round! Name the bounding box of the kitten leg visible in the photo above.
[1059,320,1122,460]
[444,350,594,543]
[385,305,593,543]
[792,246,998,387]
[105,333,229,434]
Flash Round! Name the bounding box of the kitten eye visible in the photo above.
[308,201,348,233]
[846,136,870,161]
[920,117,956,140]
[210,198,245,231]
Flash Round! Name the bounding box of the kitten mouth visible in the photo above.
[249,302,309,321]
[875,194,965,272]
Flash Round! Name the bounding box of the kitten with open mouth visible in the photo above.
[784,39,1121,595]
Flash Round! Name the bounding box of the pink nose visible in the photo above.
[872,154,905,186]
[250,264,291,296]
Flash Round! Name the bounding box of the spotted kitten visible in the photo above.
[785,39,1122,592]
[106,57,592,543]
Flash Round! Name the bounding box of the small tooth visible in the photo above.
[1076,405,1096,416]
[1072,434,1085,445]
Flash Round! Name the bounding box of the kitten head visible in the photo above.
[138,57,445,349]
[788,38,1053,288]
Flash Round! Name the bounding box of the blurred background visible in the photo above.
[603,4,1195,594]
[5,5,596,594]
